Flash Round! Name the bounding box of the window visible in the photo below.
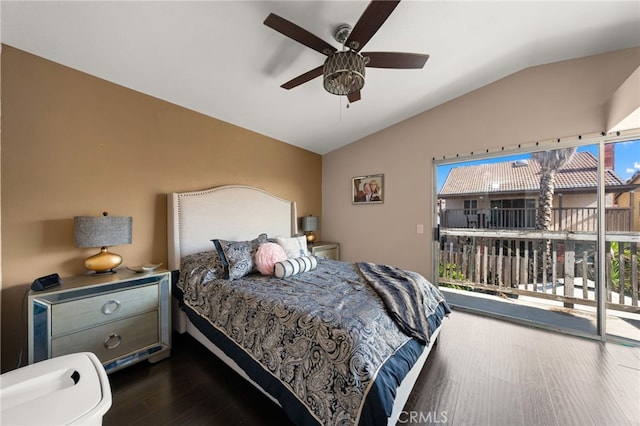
[490,198,535,228]
[463,199,477,215]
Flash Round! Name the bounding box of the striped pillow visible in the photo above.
[274,255,318,278]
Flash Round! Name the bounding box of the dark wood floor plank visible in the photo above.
[486,377,525,426]
[449,345,491,425]
[598,343,640,423]
[105,332,292,426]
[405,348,461,424]
[535,332,635,426]
[498,325,559,425]
[511,343,559,426]
[486,329,528,426]
[104,311,639,426]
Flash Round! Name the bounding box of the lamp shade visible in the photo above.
[301,216,319,232]
[74,215,132,248]
[323,51,366,96]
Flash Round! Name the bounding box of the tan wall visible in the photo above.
[0,46,322,372]
[322,47,640,279]
[558,193,597,209]
[616,177,640,231]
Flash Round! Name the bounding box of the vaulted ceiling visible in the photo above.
[2,1,639,154]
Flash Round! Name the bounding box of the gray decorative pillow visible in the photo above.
[212,234,268,280]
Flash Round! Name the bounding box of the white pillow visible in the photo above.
[275,236,309,259]
[274,255,318,279]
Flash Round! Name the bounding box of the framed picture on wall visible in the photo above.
[352,174,384,204]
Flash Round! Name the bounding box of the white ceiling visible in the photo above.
[2,1,639,154]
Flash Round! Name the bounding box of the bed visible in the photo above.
[167,185,450,425]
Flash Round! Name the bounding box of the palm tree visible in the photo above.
[531,147,576,280]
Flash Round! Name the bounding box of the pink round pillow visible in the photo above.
[255,242,288,275]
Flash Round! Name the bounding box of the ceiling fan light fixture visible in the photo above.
[323,51,366,96]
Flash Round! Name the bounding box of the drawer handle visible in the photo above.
[102,299,121,315]
[104,333,122,350]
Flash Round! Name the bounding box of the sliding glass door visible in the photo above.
[434,136,639,343]
[604,139,640,343]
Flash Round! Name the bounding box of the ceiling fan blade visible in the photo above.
[363,52,429,69]
[264,13,337,56]
[345,0,400,52]
[347,91,362,103]
[281,66,324,90]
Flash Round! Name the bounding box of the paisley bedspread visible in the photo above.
[177,258,450,425]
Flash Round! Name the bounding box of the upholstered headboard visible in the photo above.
[167,185,298,270]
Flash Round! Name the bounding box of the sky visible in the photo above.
[437,139,640,192]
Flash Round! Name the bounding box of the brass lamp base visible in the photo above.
[85,247,122,274]
[305,232,316,245]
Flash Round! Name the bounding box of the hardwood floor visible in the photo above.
[104,311,640,425]
[104,331,292,426]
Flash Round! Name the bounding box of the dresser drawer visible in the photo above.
[310,242,340,260]
[51,311,159,363]
[314,248,337,260]
[29,270,171,372]
[51,284,158,336]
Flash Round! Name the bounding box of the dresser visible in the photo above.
[309,242,340,260]
[28,269,171,373]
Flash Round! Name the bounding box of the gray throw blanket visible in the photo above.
[357,262,432,344]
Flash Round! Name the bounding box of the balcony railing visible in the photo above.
[440,207,632,232]
[437,231,640,315]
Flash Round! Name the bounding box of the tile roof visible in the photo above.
[439,152,625,196]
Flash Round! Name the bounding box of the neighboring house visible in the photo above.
[438,150,629,231]
[615,170,640,232]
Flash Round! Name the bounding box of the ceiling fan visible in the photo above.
[264,0,429,103]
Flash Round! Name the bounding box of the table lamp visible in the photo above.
[74,212,132,274]
[301,215,318,245]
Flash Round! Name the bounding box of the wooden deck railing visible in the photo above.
[438,229,639,314]
[440,207,632,231]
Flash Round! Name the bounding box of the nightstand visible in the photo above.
[310,242,340,260]
[28,269,171,373]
